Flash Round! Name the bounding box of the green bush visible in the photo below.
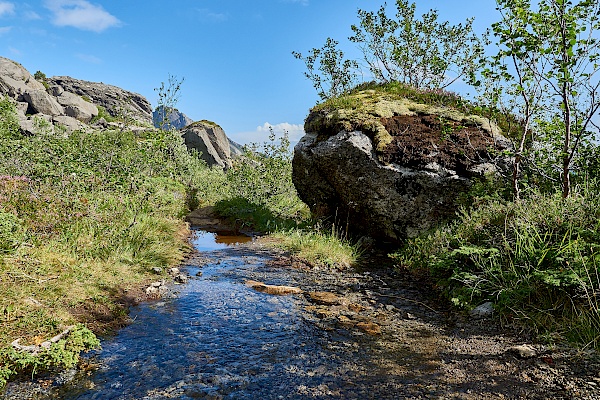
[0,96,21,139]
[396,185,600,347]
[217,130,308,230]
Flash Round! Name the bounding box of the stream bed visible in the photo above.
[4,230,600,399]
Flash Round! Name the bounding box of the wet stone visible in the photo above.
[307,291,342,305]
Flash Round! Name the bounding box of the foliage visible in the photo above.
[349,0,486,89]
[396,185,600,347]
[480,0,600,198]
[293,38,359,101]
[0,324,99,388]
[0,98,227,387]
[217,128,308,230]
[154,74,185,131]
[33,71,46,81]
[0,209,25,254]
[0,96,21,139]
[271,226,361,270]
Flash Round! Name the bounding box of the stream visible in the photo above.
[6,229,439,399]
[5,229,597,399]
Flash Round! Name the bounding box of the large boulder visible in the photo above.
[0,57,46,98]
[55,91,98,123]
[292,90,512,244]
[47,76,153,125]
[181,120,232,168]
[22,90,64,116]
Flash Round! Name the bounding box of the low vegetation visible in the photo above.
[0,97,358,387]
[294,0,600,350]
[0,97,225,386]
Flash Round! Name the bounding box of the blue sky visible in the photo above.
[0,0,498,145]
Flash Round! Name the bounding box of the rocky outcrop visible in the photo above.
[48,76,152,125]
[153,106,194,130]
[0,56,158,135]
[293,90,512,244]
[0,57,45,98]
[22,90,64,116]
[0,57,239,166]
[181,120,233,168]
[55,91,98,123]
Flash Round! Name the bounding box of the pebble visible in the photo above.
[508,344,537,359]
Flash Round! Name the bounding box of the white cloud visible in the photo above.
[76,53,101,64]
[196,8,228,22]
[230,122,305,148]
[0,2,15,17]
[0,26,11,35]
[24,10,42,20]
[44,0,121,33]
[9,46,21,55]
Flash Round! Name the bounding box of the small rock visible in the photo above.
[508,344,537,359]
[195,271,203,277]
[356,321,382,335]
[348,303,366,313]
[151,281,164,287]
[246,280,303,295]
[315,309,335,319]
[337,315,355,328]
[470,302,494,319]
[146,286,160,296]
[174,274,188,284]
[406,312,417,320]
[308,291,342,306]
[151,267,163,274]
[168,267,180,275]
[385,304,396,312]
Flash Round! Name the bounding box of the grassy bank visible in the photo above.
[0,97,228,386]
[395,184,600,348]
[0,99,359,387]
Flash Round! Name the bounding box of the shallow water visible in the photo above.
[7,230,437,399]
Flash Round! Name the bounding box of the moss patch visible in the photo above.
[305,85,503,161]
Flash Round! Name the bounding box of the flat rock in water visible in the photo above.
[307,291,342,305]
[245,280,303,295]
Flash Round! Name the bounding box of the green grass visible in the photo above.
[395,183,600,348]
[0,96,230,386]
[270,227,361,270]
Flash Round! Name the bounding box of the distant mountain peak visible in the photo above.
[153,105,194,130]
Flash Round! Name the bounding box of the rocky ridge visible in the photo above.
[0,56,240,168]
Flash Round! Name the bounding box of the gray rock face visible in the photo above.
[22,90,64,116]
[294,131,479,243]
[47,76,152,125]
[0,57,45,98]
[55,91,98,123]
[153,106,194,130]
[181,121,232,168]
[294,133,512,244]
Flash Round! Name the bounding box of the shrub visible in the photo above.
[396,184,600,347]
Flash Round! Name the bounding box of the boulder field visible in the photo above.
[292,90,513,244]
